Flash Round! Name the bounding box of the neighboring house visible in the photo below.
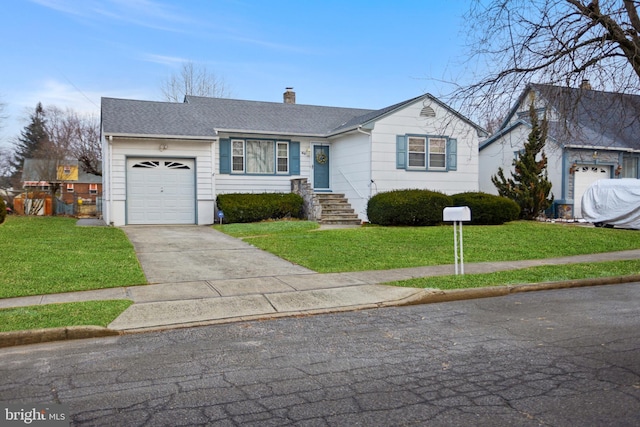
[101,89,487,226]
[20,158,102,211]
[479,83,640,219]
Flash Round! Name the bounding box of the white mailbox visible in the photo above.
[443,206,471,222]
[443,206,471,275]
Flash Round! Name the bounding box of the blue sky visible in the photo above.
[0,0,474,147]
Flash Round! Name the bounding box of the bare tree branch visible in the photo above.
[160,61,232,102]
[447,0,640,123]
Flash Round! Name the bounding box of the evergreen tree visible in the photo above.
[10,103,49,176]
[492,101,553,220]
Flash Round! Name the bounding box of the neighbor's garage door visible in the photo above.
[574,165,610,218]
[127,158,195,225]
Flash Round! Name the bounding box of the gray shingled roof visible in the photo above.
[530,84,640,150]
[102,93,485,138]
[102,96,376,138]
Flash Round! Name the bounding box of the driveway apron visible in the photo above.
[123,226,314,284]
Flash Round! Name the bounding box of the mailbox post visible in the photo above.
[443,206,471,275]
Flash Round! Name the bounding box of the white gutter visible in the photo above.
[213,128,327,138]
[104,133,216,141]
[356,126,374,200]
[564,144,640,153]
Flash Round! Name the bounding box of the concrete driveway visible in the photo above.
[123,226,315,284]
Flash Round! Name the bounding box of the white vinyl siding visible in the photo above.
[104,137,215,226]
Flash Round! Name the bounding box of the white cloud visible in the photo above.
[30,0,202,34]
[141,54,190,67]
[22,79,101,115]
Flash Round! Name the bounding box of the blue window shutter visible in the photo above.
[396,135,407,169]
[219,138,231,174]
[290,141,300,175]
[447,138,457,171]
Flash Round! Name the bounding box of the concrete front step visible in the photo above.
[320,219,363,225]
[315,193,362,225]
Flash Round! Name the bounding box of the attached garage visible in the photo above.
[573,165,611,218]
[127,158,196,225]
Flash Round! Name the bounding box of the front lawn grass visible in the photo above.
[0,300,133,332]
[386,260,640,290]
[1,216,147,298]
[216,220,640,273]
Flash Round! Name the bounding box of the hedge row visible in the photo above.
[367,190,520,226]
[216,193,304,223]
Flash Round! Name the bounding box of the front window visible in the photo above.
[246,140,275,173]
[408,137,426,168]
[623,157,638,178]
[89,184,98,195]
[429,138,446,169]
[231,139,289,174]
[232,140,244,172]
[277,142,289,173]
[407,136,448,169]
[67,184,74,193]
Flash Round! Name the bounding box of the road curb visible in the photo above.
[396,275,640,306]
[0,326,121,348]
[1,275,639,348]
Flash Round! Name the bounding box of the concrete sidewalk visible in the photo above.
[1,225,639,347]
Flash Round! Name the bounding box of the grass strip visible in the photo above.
[216,220,640,273]
[1,216,147,298]
[385,260,640,290]
[0,300,133,332]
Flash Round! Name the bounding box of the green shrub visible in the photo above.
[0,198,6,225]
[216,193,304,223]
[367,189,453,226]
[451,192,520,225]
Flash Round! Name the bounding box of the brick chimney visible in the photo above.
[580,79,592,90]
[284,87,296,104]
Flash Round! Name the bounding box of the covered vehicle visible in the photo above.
[581,178,640,229]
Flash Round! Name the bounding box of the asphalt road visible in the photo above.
[1,283,639,426]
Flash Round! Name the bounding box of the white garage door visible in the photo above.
[127,158,195,225]
[574,165,611,218]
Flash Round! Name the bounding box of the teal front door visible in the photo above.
[313,145,330,190]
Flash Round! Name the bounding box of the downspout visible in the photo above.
[357,126,374,219]
[107,134,113,225]
[356,126,373,195]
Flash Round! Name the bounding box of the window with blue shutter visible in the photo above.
[219,138,298,175]
[396,134,457,171]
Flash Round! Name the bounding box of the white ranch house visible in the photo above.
[101,89,487,226]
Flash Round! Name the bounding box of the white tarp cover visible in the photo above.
[581,178,640,229]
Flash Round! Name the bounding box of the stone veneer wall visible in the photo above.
[291,178,322,221]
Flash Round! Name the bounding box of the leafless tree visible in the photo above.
[160,62,231,102]
[44,106,101,176]
[451,0,640,121]
[0,145,12,193]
